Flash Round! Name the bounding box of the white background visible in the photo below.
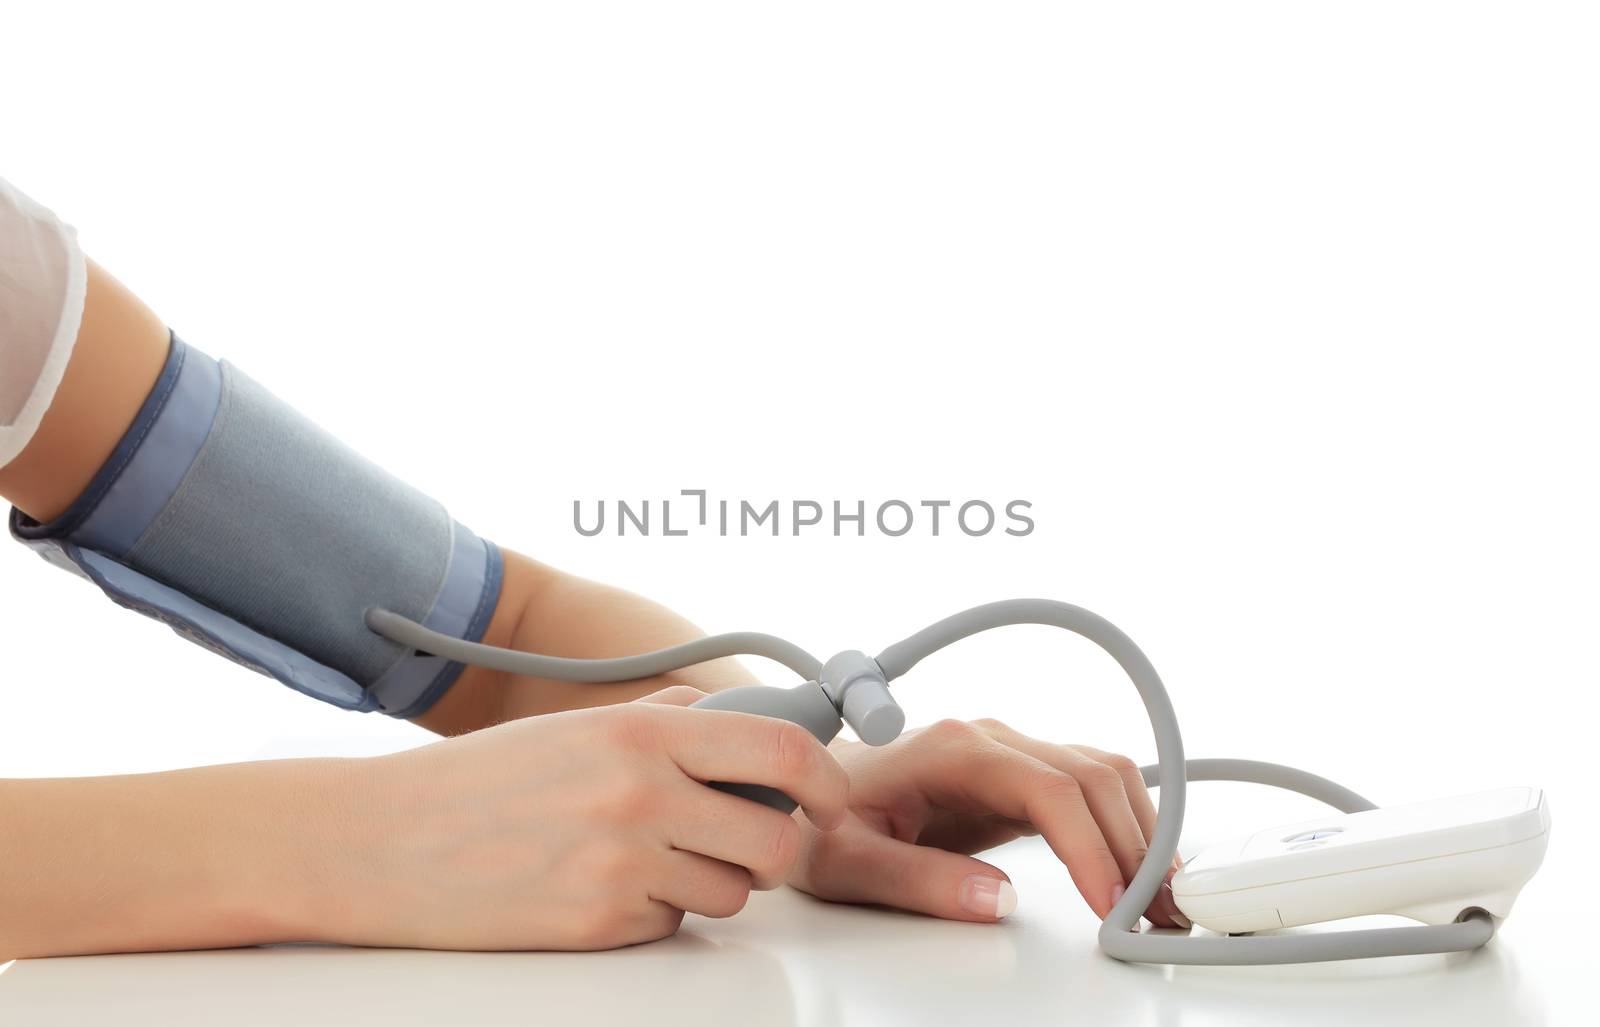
[1,2,1595,1022]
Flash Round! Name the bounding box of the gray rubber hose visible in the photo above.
[370,597,1497,964]
[366,606,824,682]
[876,598,1495,964]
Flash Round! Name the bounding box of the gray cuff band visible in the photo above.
[11,334,502,717]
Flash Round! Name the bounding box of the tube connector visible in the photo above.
[819,650,904,746]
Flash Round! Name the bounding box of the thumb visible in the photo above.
[815,827,1018,923]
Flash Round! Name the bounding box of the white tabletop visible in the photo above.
[0,833,1571,1026]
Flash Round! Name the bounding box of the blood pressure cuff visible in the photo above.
[8,333,503,717]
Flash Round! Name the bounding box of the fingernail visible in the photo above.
[959,874,1018,919]
[1109,882,1125,914]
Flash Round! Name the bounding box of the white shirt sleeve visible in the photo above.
[0,175,88,470]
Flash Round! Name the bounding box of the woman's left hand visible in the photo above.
[787,718,1189,927]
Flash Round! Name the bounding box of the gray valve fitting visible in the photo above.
[368,597,1509,967]
[684,657,902,813]
[819,650,905,746]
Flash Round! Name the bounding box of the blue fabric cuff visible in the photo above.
[10,332,502,717]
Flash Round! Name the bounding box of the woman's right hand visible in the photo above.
[311,686,848,951]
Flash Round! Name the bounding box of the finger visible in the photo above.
[1068,743,1191,930]
[1070,744,1158,840]
[1061,743,1187,928]
[649,850,754,919]
[972,724,1178,927]
[973,725,1150,866]
[652,706,849,830]
[668,781,808,890]
[636,685,709,707]
[801,823,1018,923]
[903,723,1125,920]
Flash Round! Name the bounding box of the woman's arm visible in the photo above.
[0,692,849,959]
[0,258,748,737]
[0,757,355,957]
[0,261,842,959]
[0,255,1179,950]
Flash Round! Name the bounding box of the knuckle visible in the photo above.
[1080,762,1124,794]
[924,718,978,745]
[770,721,818,780]
[973,717,1010,733]
[1101,752,1140,776]
[760,816,803,879]
[1036,771,1086,807]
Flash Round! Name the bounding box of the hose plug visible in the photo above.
[820,650,905,746]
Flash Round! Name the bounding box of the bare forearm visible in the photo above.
[507,555,754,708]
[0,760,360,960]
[414,550,752,734]
[0,255,743,737]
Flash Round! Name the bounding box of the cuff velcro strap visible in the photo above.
[10,333,502,717]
